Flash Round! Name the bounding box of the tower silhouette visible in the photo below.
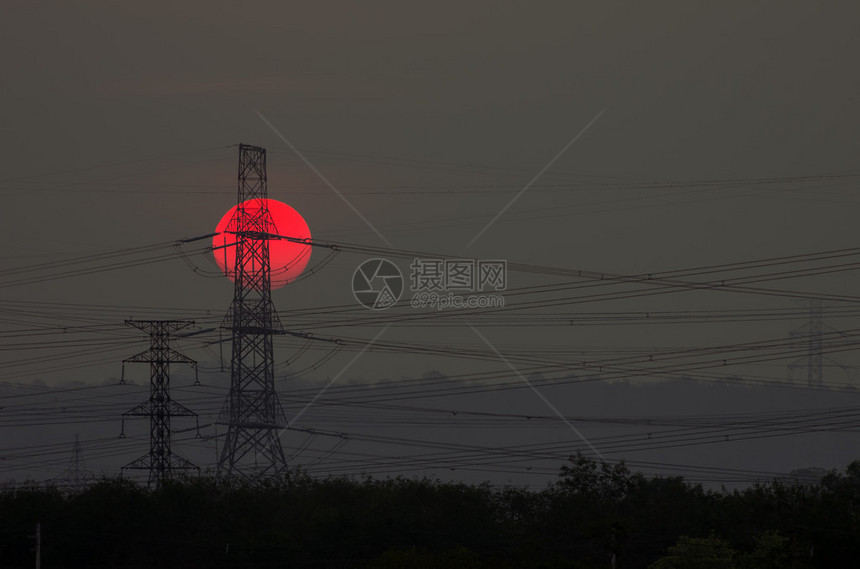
[216,144,289,482]
[120,320,199,487]
[787,299,854,388]
[788,299,823,388]
[52,433,89,491]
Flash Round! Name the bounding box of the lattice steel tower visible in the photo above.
[120,320,199,487]
[787,299,855,388]
[52,434,89,491]
[804,300,823,388]
[216,144,289,481]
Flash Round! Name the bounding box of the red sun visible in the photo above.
[212,198,312,290]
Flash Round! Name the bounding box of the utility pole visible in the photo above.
[35,522,40,569]
[216,144,289,482]
[120,320,199,487]
[72,434,81,489]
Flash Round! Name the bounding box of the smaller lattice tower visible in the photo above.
[51,434,89,491]
[787,300,854,388]
[120,320,199,487]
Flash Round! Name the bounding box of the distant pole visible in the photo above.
[35,522,40,569]
[72,434,81,489]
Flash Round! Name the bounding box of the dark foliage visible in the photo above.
[1,458,858,568]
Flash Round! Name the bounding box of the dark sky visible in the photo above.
[2,1,860,487]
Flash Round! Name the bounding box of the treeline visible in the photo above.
[1,456,859,568]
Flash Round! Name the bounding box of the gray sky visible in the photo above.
[2,1,860,487]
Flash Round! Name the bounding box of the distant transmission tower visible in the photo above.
[120,320,199,487]
[216,144,290,482]
[52,433,89,491]
[788,299,824,388]
[787,299,854,388]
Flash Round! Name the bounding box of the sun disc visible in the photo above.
[212,199,311,289]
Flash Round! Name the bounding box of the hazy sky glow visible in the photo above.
[1,1,860,487]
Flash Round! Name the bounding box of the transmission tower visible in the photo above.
[216,143,289,482]
[788,299,823,388]
[787,300,854,388]
[51,433,89,491]
[120,320,199,487]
